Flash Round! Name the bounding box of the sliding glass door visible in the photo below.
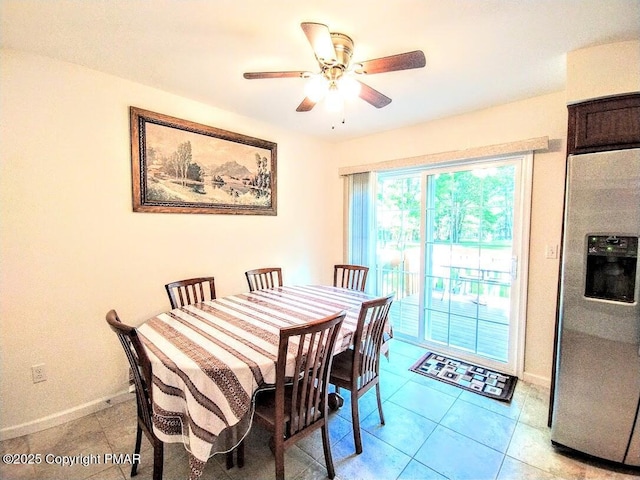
[372,156,530,373]
[374,174,422,336]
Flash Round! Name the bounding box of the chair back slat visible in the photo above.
[245,267,283,292]
[165,277,216,309]
[352,294,394,388]
[333,264,369,292]
[275,311,345,438]
[105,310,154,431]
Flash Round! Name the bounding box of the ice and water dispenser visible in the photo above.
[584,235,638,303]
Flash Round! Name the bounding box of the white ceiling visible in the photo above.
[1,0,639,142]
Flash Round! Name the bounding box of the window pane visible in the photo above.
[375,173,422,337]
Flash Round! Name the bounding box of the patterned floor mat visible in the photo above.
[410,351,517,402]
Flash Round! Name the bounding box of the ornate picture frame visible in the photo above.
[130,107,277,215]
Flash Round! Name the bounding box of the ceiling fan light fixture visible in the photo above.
[304,74,329,102]
[338,75,361,99]
[324,83,344,112]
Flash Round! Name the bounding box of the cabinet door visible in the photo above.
[568,93,640,154]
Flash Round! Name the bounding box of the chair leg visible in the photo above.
[351,392,363,454]
[321,422,336,479]
[152,441,163,480]
[375,382,385,425]
[225,441,245,469]
[131,424,143,477]
[274,439,285,480]
[237,440,245,468]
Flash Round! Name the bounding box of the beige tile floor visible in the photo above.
[2,339,639,480]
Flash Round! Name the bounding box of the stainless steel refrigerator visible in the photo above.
[551,148,640,466]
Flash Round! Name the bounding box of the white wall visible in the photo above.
[567,40,640,102]
[0,49,340,435]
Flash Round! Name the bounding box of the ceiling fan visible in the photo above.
[243,22,426,112]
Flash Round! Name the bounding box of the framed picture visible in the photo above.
[130,107,277,215]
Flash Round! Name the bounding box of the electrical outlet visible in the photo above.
[31,364,47,383]
[545,244,558,259]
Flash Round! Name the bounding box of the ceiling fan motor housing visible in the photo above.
[329,32,354,68]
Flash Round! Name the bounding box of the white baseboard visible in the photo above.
[0,390,134,441]
[522,371,551,388]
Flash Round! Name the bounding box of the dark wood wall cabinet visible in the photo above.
[567,92,640,155]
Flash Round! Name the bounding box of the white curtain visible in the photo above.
[346,172,374,279]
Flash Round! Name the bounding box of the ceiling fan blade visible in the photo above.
[243,71,306,79]
[357,50,426,75]
[358,81,392,108]
[296,97,316,112]
[301,22,337,64]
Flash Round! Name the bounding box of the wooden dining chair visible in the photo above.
[333,264,369,292]
[244,267,282,292]
[164,276,216,309]
[106,309,164,480]
[243,310,346,480]
[329,293,394,454]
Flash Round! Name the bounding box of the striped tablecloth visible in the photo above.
[137,285,377,478]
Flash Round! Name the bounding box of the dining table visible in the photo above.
[136,284,385,480]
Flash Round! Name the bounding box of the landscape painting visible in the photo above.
[130,107,277,215]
